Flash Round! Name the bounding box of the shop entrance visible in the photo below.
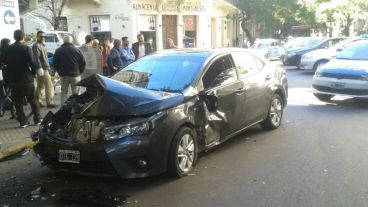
[162,15,177,49]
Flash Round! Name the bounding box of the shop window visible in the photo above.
[139,15,157,52]
[89,15,111,44]
[183,15,196,48]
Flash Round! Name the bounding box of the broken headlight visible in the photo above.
[101,121,150,141]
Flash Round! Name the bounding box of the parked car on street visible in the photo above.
[300,36,368,71]
[250,38,285,60]
[281,37,345,66]
[44,31,80,54]
[33,48,288,178]
[312,40,368,101]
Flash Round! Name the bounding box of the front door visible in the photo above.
[162,15,177,49]
[200,54,245,146]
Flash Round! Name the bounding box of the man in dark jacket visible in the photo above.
[54,36,86,104]
[107,39,123,76]
[0,30,41,127]
[132,33,152,60]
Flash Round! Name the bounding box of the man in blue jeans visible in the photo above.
[120,36,135,67]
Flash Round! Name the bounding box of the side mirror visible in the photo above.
[204,94,218,113]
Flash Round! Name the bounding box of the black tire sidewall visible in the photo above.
[168,127,198,177]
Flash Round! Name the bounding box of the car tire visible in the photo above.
[168,126,198,178]
[313,60,328,72]
[314,93,334,101]
[261,94,284,130]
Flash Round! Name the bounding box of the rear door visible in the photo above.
[200,54,245,145]
[231,52,268,126]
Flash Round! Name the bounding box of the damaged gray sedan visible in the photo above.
[33,48,288,178]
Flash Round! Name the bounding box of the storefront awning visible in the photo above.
[213,0,238,13]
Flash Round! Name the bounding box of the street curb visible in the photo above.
[0,140,38,161]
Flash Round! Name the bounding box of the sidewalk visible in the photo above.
[0,100,60,160]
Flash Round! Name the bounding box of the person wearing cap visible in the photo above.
[53,36,86,105]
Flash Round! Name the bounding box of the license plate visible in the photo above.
[58,150,80,164]
[330,82,345,89]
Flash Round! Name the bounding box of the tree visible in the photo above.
[36,0,68,30]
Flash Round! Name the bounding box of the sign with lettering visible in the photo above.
[161,1,179,12]
[181,1,206,12]
[133,3,158,11]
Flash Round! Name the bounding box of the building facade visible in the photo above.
[61,0,239,50]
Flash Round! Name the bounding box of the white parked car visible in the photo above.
[250,39,285,60]
[312,40,368,101]
[44,31,79,54]
[300,37,367,71]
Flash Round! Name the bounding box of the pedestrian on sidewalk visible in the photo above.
[0,30,41,128]
[101,38,111,76]
[32,31,57,108]
[82,34,94,48]
[0,38,11,81]
[54,36,86,105]
[120,36,135,67]
[132,33,152,60]
[166,38,177,49]
[107,39,123,76]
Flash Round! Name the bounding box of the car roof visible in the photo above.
[151,48,251,58]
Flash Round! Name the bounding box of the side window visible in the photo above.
[202,55,237,89]
[45,34,57,43]
[232,52,259,77]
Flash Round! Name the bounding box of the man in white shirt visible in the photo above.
[132,34,153,60]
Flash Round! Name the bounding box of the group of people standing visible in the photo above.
[102,33,154,76]
[0,30,85,127]
[0,30,172,128]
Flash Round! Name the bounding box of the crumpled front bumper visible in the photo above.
[34,130,163,179]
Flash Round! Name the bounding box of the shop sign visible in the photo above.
[181,1,206,12]
[133,3,158,11]
[161,1,179,12]
[114,13,130,21]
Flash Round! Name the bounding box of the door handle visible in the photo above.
[235,87,246,94]
[265,75,272,81]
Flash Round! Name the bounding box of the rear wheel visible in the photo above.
[314,93,334,101]
[168,127,198,178]
[313,60,328,71]
[261,94,284,130]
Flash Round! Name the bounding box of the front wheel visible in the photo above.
[314,93,334,101]
[261,94,284,130]
[168,127,198,178]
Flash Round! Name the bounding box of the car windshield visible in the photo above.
[111,54,204,93]
[336,41,368,60]
[285,37,323,49]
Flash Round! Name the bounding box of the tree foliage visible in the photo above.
[36,0,68,30]
[237,0,368,39]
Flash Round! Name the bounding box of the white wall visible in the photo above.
[64,0,133,44]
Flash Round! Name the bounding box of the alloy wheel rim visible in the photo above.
[270,98,282,126]
[177,134,195,173]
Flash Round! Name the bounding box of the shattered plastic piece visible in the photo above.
[323,169,328,173]
[188,173,196,176]
[262,182,266,185]
[245,137,251,140]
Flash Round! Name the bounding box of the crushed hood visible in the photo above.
[77,74,184,117]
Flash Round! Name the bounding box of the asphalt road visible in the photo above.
[1,63,368,207]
